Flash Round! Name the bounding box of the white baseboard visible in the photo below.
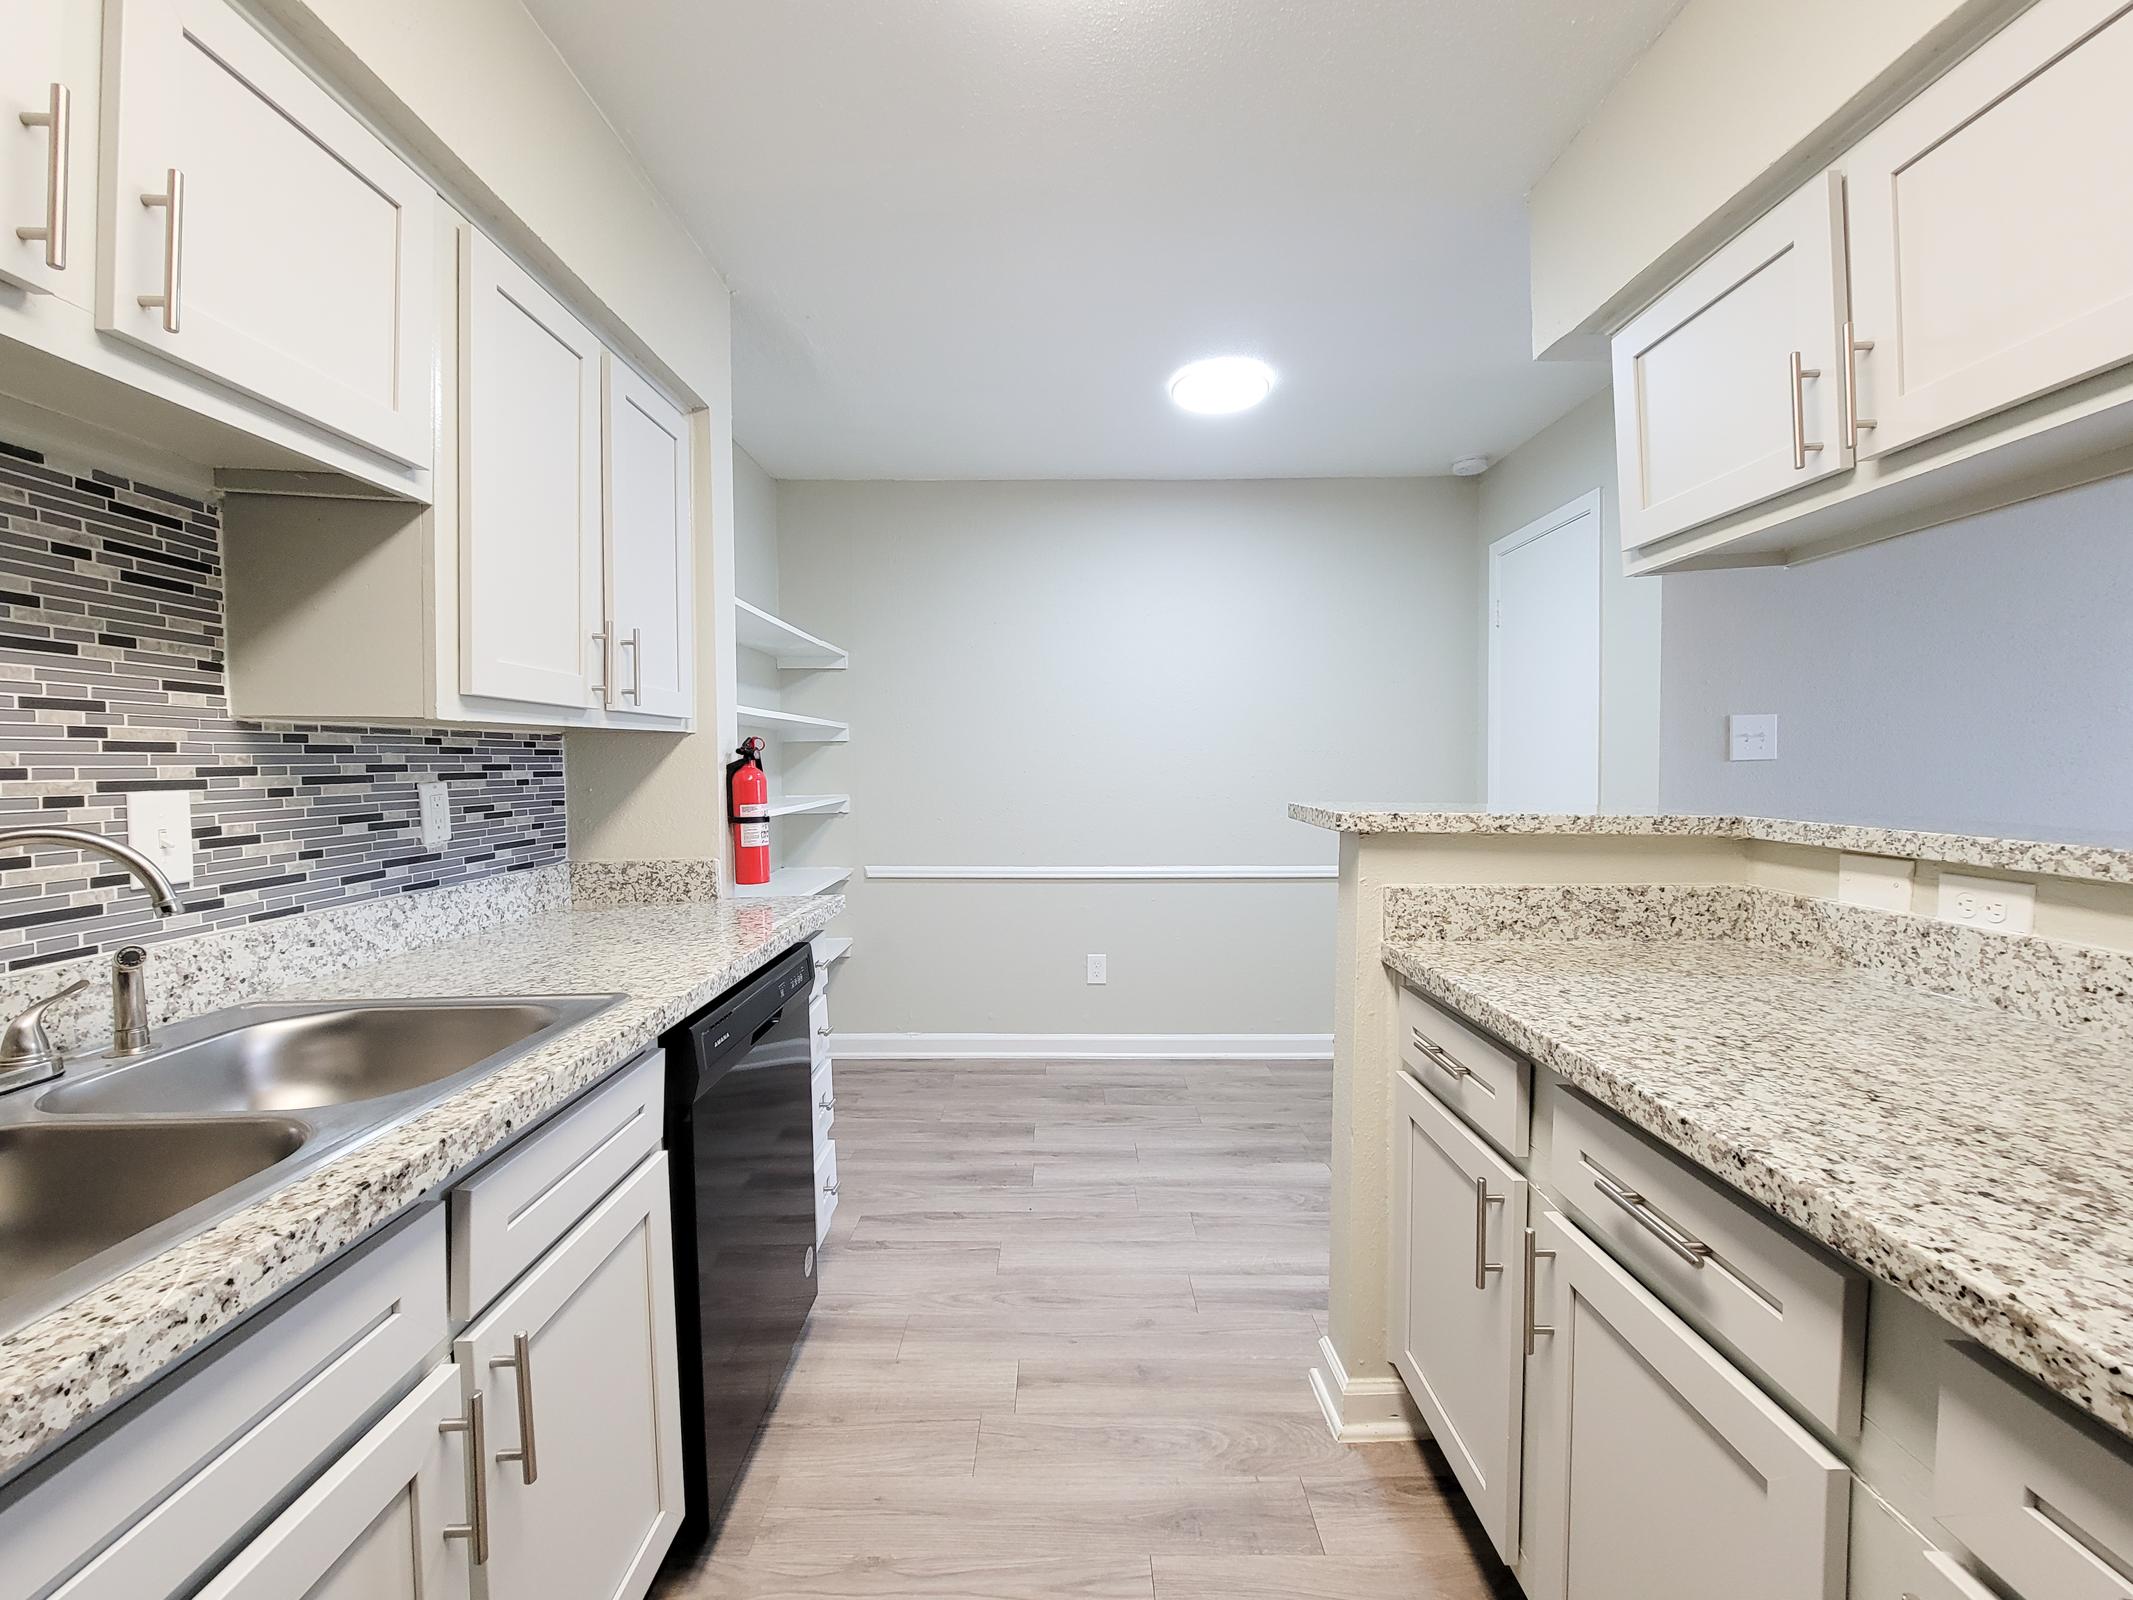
[832,1032,1334,1062]
[1309,1334,1423,1444]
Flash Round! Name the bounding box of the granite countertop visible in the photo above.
[0,894,841,1481]
[1381,929,2133,1440]
[1291,803,2133,886]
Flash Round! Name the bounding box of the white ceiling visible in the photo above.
[521,0,1684,481]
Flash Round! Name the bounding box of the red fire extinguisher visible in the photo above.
[727,737,771,886]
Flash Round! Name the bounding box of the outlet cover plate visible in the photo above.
[125,790,195,885]
[418,781,452,849]
[1936,871,2035,936]
[1838,853,1914,914]
[1086,954,1108,985]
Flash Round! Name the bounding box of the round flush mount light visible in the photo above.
[1168,356,1275,416]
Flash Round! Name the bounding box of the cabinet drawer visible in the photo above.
[1934,1343,2133,1600]
[1910,1549,2009,1600]
[816,1138,839,1244]
[5,1209,446,1600]
[449,1051,661,1321]
[1396,983,1530,1156]
[808,993,832,1069]
[1553,1090,1866,1434]
[812,1057,835,1149]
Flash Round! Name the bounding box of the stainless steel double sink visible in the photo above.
[0,995,619,1337]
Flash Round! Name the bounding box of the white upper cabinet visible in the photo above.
[98,0,436,467]
[1613,172,1850,550]
[458,227,604,711]
[2,2,77,300]
[603,354,695,722]
[1846,0,2133,459]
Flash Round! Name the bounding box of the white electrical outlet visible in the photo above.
[1837,853,1914,914]
[1727,713,1779,762]
[418,781,452,848]
[1936,872,2035,935]
[125,791,195,885]
[1085,954,1108,985]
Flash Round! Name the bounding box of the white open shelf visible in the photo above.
[737,704,850,743]
[813,934,853,967]
[766,794,850,819]
[735,599,848,669]
[732,866,853,901]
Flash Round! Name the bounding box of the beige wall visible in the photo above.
[775,478,1485,1040]
[1526,0,2016,355]
[1475,393,1663,811]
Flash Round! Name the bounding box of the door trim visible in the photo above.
[1486,489,1603,812]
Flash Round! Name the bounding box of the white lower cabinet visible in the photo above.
[1390,1071,1527,1563]
[456,1151,684,1600]
[1519,1207,1850,1600]
[192,1365,475,1600]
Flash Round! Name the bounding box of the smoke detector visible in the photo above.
[1451,455,1491,477]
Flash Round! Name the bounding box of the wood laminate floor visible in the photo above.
[654,1060,1519,1600]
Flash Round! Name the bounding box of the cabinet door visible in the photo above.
[459,227,603,711]
[1846,0,2133,458]
[1519,1208,1849,1600]
[1390,1071,1527,1563]
[194,1365,475,1600]
[1,2,74,298]
[458,1152,684,1600]
[602,354,694,721]
[1612,172,1850,550]
[98,0,435,465]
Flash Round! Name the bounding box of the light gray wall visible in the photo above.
[775,478,1483,1038]
[1475,391,1664,811]
[1659,472,2133,846]
[733,444,782,711]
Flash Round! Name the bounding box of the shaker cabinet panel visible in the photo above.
[1519,1208,1849,1600]
[603,355,694,722]
[1847,0,2133,459]
[99,0,435,466]
[1,1,77,300]
[458,226,604,712]
[1612,172,1850,550]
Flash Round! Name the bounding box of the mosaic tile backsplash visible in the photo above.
[0,439,567,972]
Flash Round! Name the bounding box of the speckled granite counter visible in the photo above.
[1381,902,2133,1440]
[0,893,840,1481]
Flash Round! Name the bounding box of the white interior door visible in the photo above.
[459,227,603,711]
[1488,491,1602,813]
[99,0,435,465]
[1846,0,2133,458]
[603,354,694,721]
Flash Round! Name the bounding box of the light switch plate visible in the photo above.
[126,791,195,885]
[1727,713,1779,762]
[418,781,452,848]
[1936,871,2035,935]
[1838,853,1914,914]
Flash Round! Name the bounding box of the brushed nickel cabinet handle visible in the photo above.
[16,83,69,271]
[1473,1175,1505,1290]
[1414,1033,1471,1081]
[590,626,609,698]
[620,626,643,702]
[138,168,184,333]
[439,1387,490,1565]
[1789,350,1823,469]
[1843,320,1877,451]
[823,1179,839,1196]
[1592,1171,1714,1268]
[1523,1226,1556,1356]
[818,1092,835,1113]
[490,1331,539,1485]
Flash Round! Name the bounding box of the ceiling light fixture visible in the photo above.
[1168,356,1275,416]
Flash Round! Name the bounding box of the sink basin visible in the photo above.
[0,1119,308,1309]
[39,1002,578,1117]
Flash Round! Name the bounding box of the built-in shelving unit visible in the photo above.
[734,600,848,670]
[736,704,850,743]
[765,794,851,818]
[733,866,853,901]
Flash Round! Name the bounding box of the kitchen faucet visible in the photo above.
[0,826,183,1091]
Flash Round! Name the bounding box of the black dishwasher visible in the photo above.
[661,943,817,1551]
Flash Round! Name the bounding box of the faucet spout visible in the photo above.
[0,826,182,915]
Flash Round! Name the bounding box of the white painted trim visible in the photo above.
[863,865,1337,882]
[1309,1334,1422,1444]
[834,1032,1334,1062]
[1487,487,1604,811]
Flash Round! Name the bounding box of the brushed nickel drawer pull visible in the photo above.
[590,628,608,697]
[439,1387,490,1564]
[1843,320,1876,450]
[490,1331,539,1485]
[1789,350,1824,469]
[823,1179,839,1196]
[1415,1033,1471,1081]
[16,83,70,271]
[1592,1170,1714,1268]
[620,626,643,702]
[818,1092,835,1113]
[1473,1175,1505,1290]
[138,169,184,333]
[1523,1226,1556,1356]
